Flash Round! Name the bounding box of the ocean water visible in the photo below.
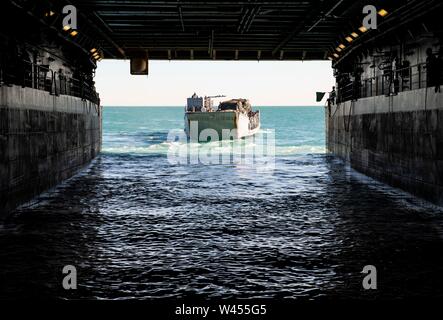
[102,106,326,156]
[1,106,443,300]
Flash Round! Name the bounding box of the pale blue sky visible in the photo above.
[95,60,334,106]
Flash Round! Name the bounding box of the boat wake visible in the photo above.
[102,128,325,156]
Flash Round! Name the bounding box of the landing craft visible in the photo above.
[184,93,260,141]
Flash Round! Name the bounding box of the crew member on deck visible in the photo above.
[329,86,336,105]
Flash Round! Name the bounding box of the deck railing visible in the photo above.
[336,62,442,103]
[0,59,100,105]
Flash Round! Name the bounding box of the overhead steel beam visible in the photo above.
[62,0,385,60]
[237,3,261,34]
[64,0,126,58]
[178,4,185,32]
[271,0,323,56]
[306,0,345,32]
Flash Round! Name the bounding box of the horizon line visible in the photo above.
[102,105,325,107]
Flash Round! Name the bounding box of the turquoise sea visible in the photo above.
[102,106,326,156]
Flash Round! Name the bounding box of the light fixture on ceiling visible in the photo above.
[378,9,388,17]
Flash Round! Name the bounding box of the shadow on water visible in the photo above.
[321,156,443,299]
[0,153,443,299]
[0,158,106,299]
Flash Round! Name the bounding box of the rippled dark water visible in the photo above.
[1,107,443,300]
